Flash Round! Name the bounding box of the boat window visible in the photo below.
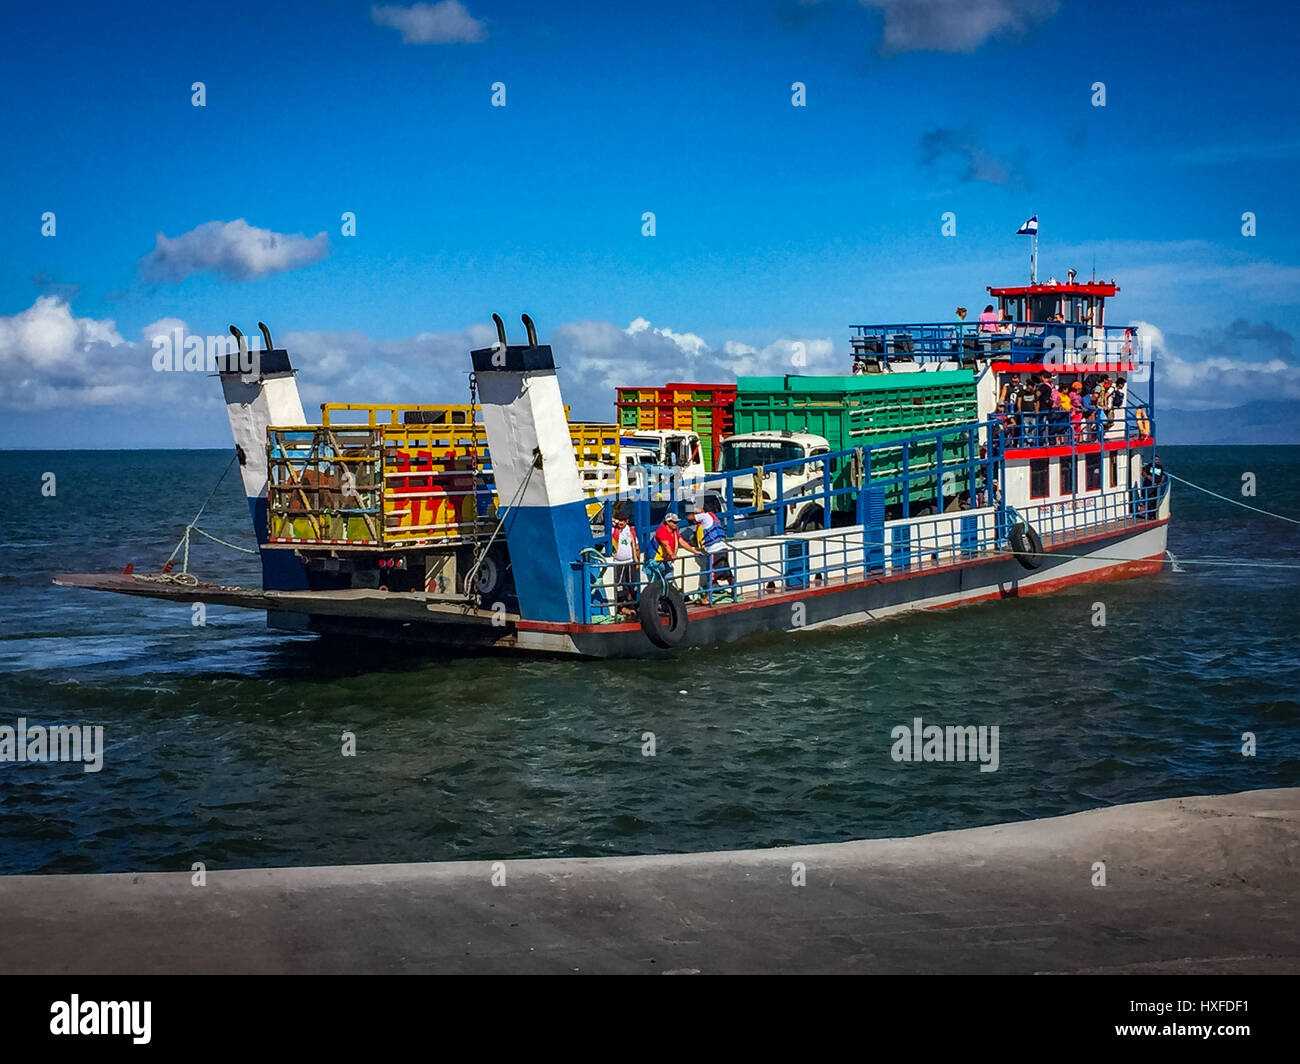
[1108,452,1119,488]
[720,440,807,471]
[1085,453,1102,491]
[1059,455,1075,493]
[1067,298,1094,324]
[999,296,1025,322]
[1030,458,1050,499]
[1029,295,1059,322]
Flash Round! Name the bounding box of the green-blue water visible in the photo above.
[1,446,1297,874]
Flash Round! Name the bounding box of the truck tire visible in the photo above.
[792,503,824,532]
[473,545,514,603]
[638,578,688,648]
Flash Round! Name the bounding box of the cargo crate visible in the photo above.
[733,372,978,508]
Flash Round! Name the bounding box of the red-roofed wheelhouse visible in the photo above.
[988,280,1119,327]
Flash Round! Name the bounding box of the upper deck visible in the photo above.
[851,277,1142,371]
[849,320,1144,372]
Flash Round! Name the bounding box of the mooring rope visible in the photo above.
[162,454,257,574]
[1164,472,1300,526]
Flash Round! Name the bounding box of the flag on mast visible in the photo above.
[1016,216,1038,236]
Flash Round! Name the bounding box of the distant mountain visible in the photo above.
[1158,402,1300,445]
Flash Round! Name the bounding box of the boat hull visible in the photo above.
[308,516,1168,657]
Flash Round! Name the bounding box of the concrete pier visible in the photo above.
[2,788,1297,974]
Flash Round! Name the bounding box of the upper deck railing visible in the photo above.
[850,322,1146,368]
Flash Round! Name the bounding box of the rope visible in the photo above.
[161,453,256,574]
[1008,548,1300,571]
[463,456,539,604]
[190,525,257,554]
[1165,472,1300,526]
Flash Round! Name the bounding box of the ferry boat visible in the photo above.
[56,277,1171,657]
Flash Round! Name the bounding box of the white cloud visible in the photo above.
[371,1,487,44]
[550,318,838,416]
[0,296,141,408]
[1136,319,1300,411]
[859,0,1059,54]
[139,220,329,283]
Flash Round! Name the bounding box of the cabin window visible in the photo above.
[999,296,1025,322]
[1030,459,1050,499]
[1067,297,1096,324]
[1085,453,1102,491]
[1108,453,1119,489]
[1059,455,1075,494]
[1030,295,1059,322]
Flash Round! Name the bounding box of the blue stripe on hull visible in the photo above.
[500,499,595,622]
[247,496,309,592]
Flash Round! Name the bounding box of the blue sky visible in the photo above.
[2,0,1299,445]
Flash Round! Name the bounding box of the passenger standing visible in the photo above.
[688,506,737,602]
[978,304,1000,333]
[954,307,969,353]
[649,512,699,583]
[610,513,639,618]
[1068,381,1084,443]
[1034,373,1053,446]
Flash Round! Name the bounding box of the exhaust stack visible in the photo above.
[218,322,308,592]
[470,315,594,622]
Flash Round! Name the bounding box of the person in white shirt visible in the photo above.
[610,513,639,617]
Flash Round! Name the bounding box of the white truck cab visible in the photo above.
[717,430,831,531]
[619,430,706,492]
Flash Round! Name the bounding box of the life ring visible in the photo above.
[1010,523,1044,570]
[638,576,688,648]
[1135,406,1151,439]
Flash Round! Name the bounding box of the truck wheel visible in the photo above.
[792,504,824,532]
[474,545,514,602]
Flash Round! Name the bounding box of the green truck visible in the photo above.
[731,372,980,511]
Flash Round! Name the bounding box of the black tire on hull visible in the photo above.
[1010,524,1045,570]
[638,580,688,648]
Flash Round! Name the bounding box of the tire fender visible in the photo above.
[1010,523,1045,570]
[638,578,688,648]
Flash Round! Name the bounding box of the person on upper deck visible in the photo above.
[978,304,999,332]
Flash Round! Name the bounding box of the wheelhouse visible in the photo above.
[989,279,1119,326]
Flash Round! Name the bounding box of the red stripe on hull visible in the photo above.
[929,552,1166,611]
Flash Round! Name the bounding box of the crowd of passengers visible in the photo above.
[997,371,1135,447]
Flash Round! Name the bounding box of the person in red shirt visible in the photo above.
[651,512,698,564]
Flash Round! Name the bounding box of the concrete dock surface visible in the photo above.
[2,787,1297,974]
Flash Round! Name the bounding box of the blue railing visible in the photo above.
[574,419,1009,622]
[850,322,1145,366]
[1000,408,1155,450]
